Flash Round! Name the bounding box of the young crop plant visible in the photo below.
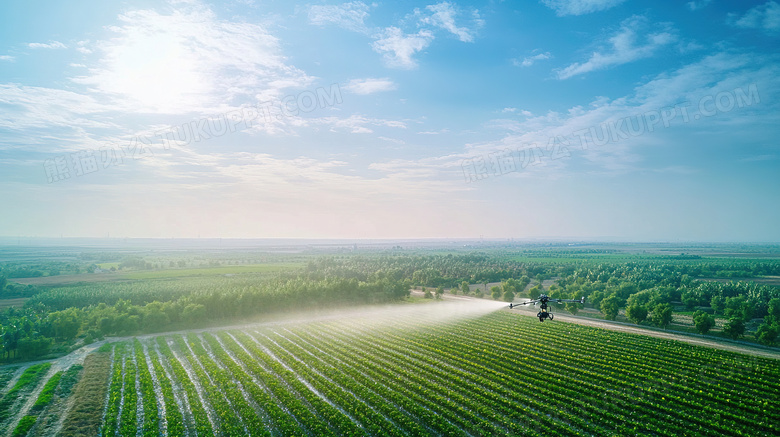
[68,306,780,436]
[145,341,186,436]
[0,363,52,425]
[10,415,37,437]
[133,339,160,437]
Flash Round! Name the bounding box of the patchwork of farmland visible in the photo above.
[3,310,780,436]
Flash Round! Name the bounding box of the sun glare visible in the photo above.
[101,31,205,112]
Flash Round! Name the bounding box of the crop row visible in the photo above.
[95,311,780,436]
[0,363,52,430]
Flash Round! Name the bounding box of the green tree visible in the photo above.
[435,286,444,300]
[614,282,638,303]
[182,304,206,325]
[627,290,653,307]
[143,301,170,332]
[722,317,745,340]
[528,284,542,300]
[48,308,82,341]
[741,301,755,321]
[710,295,725,315]
[626,304,648,324]
[767,298,780,318]
[423,288,432,299]
[755,316,780,346]
[17,336,52,359]
[651,303,673,329]
[681,289,698,310]
[2,327,20,359]
[599,294,620,321]
[648,287,674,309]
[692,310,715,334]
[461,281,470,296]
[115,314,140,335]
[490,286,502,300]
[517,276,531,296]
[0,275,6,293]
[162,301,182,324]
[97,316,114,335]
[589,290,607,310]
[502,288,515,302]
[724,296,747,318]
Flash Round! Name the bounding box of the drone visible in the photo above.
[509,294,585,322]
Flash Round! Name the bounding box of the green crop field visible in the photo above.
[5,309,776,436]
[120,263,302,280]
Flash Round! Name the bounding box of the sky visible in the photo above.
[0,0,778,241]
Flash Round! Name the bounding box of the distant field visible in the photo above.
[11,263,302,286]
[10,274,133,286]
[701,276,780,286]
[505,253,676,264]
[96,262,120,269]
[4,309,773,436]
[120,263,302,280]
[0,298,27,309]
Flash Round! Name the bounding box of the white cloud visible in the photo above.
[465,52,779,176]
[729,1,780,33]
[378,136,405,145]
[686,0,712,11]
[502,107,517,113]
[515,51,551,67]
[372,27,434,69]
[0,85,111,121]
[353,51,777,192]
[315,114,407,134]
[541,0,626,16]
[27,41,67,49]
[418,2,483,43]
[344,78,397,94]
[0,55,14,62]
[0,84,124,153]
[556,16,676,79]
[739,154,777,162]
[311,2,481,69]
[308,1,370,33]
[418,128,449,135]
[76,40,92,54]
[73,2,310,114]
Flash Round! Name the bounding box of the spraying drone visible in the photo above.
[509,294,585,322]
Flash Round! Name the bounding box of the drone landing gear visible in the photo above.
[536,311,553,322]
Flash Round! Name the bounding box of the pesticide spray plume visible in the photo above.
[178,297,511,337]
[313,297,511,334]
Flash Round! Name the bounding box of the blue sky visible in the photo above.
[0,0,778,241]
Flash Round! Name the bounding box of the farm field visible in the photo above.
[10,262,302,286]
[4,307,778,436]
